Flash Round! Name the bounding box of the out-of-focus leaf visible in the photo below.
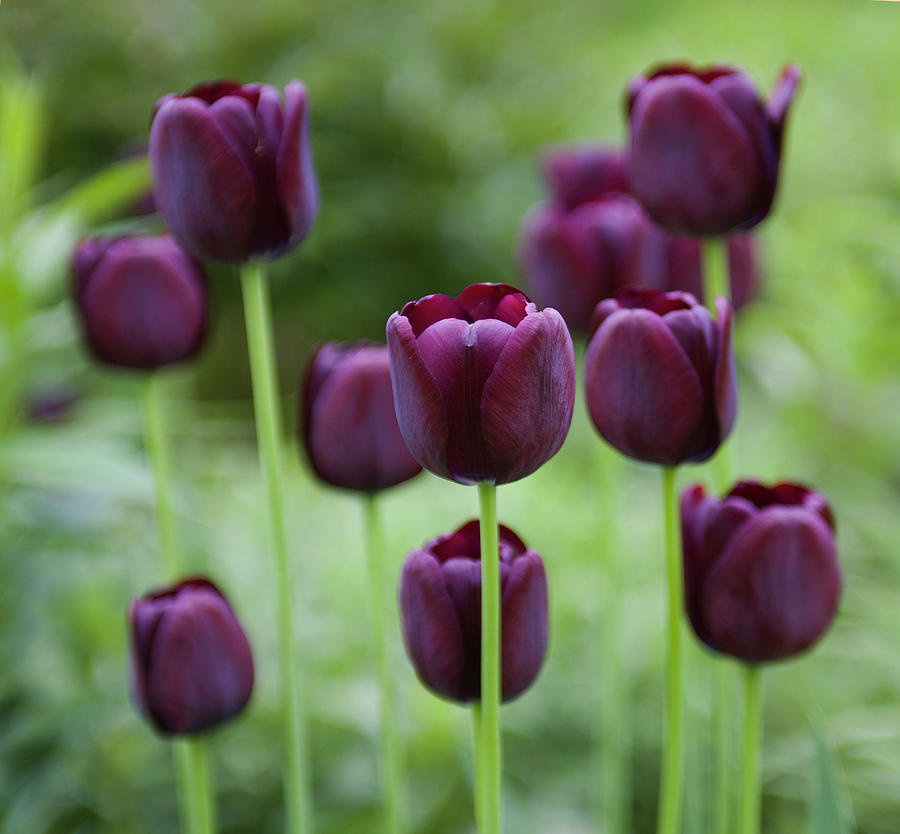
[810,718,855,834]
[48,155,151,225]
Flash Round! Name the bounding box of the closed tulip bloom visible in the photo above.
[128,578,255,735]
[584,288,736,466]
[150,79,317,263]
[300,341,422,492]
[386,283,576,485]
[518,194,650,333]
[627,62,801,236]
[72,235,207,370]
[399,520,548,704]
[681,481,840,663]
[643,230,761,311]
[540,144,629,211]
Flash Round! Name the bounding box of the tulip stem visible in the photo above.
[363,494,404,834]
[713,661,732,834]
[701,237,729,312]
[175,739,215,834]
[477,481,501,834]
[471,705,484,831]
[657,466,684,834]
[240,261,312,834]
[739,666,763,834]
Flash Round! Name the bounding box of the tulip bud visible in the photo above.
[386,283,576,486]
[128,577,254,735]
[150,79,318,263]
[643,230,761,311]
[627,62,801,236]
[300,341,422,492]
[518,195,650,333]
[72,235,207,371]
[584,288,737,466]
[681,481,841,663]
[399,520,548,704]
[540,144,629,211]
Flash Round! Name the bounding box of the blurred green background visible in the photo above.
[2,0,900,831]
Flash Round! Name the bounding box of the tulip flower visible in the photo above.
[150,79,317,263]
[627,62,801,237]
[681,480,840,663]
[72,234,207,371]
[584,288,736,467]
[681,481,840,834]
[399,520,548,704]
[386,282,576,485]
[540,144,629,211]
[128,577,254,735]
[300,341,421,492]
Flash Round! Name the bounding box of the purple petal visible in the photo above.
[402,294,469,337]
[500,551,548,701]
[584,308,703,465]
[480,308,576,484]
[277,80,318,247]
[540,144,629,209]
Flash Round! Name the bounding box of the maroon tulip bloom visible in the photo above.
[386,283,576,485]
[399,520,548,704]
[681,481,841,663]
[540,144,629,211]
[627,62,801,236]
[584,288,736,466]
[128,577,255,735]
[72,235,207,370]
[643,230,761,311]
[300,341,422,492]
[150,79,317,263]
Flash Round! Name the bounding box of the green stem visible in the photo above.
[240,262,312,834]
[144,374,180,579]
[471,705,484,831]
[175,739,215,834]
[363,494,403,834]
[713,662,732,834]
[477,482,501,834]
[701,237,729,313]
[657,467,684,834]
[739,666,763,834]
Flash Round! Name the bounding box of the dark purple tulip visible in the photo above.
[643,230,761,311]
[518,194,650,333]
[584,288,736,466]
[300,341,422,492]
[128,577,255,735]
[627,62,801,236]
[399,520,548,704]
[150,79,317,263]
[72,235,207,371]
[386,283,576,486]
[540,144,629,211]
[681,481,841,664]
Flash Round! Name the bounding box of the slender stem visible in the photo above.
[144,374,180,579]
[240,262,312,834]
[701,237,730,313]
[740,666,763,834]
[713,661,731,834]
[477,482,501,834]
[174,739,215,834]
[471,705,484,831]
[363,494,403,834]
[657,467,684,834]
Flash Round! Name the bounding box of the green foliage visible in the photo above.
[2,0,900,832]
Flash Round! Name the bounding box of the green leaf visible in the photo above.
[48,155,151,224]
[810,718,855,834]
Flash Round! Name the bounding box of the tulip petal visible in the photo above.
[387,313,451,479]
[702,508,841,662]
[400,551,467,702]
[457,283,529,322]
[278,80,318,246]
[541,144,628,210]
[629,75,760,235]
[480,308,576,484]
[584,308,703,465]
[441,557,483,702]
[403,294,469,336]
[767,64,802,141]
[150,98,257,262]
[501,551,548,701]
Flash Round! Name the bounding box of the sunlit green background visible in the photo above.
[2,0,900,831]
